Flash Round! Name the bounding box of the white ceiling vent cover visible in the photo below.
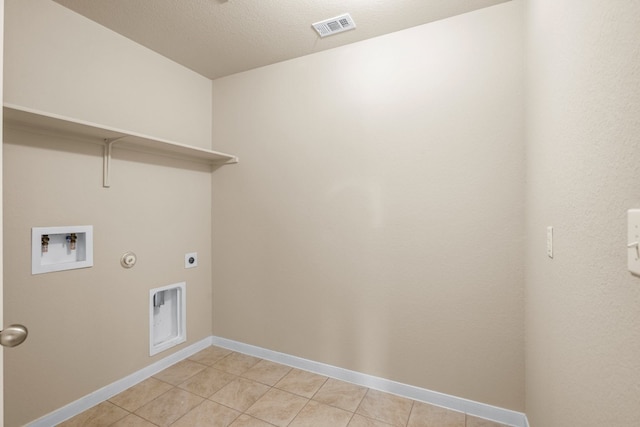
[312,13,356,38]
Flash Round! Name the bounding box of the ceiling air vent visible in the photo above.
[312,13,356,38]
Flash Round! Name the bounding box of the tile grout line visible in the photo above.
[98,355,358,427]
[212,337,524,427]
[215,348,364,426]
[167,398,209,427]
[406,400,416,427]
[352,387,369,421]
[118,358,210,427]
[63,345,511,427]
[179,352,251,425]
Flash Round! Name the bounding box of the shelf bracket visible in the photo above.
[103,136,128,188]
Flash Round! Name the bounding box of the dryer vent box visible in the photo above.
[150,282,186,356]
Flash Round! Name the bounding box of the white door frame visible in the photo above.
[1,0,6,424]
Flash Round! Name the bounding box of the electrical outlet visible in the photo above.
[185,252,198,269]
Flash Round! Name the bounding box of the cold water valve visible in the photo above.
[66,233,77,251]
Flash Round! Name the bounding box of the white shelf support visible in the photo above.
[103,136,127,188]
[3,104,239,189]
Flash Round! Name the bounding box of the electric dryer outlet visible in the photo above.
[185,252,198,268]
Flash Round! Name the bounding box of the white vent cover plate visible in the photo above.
[312,13,356,38]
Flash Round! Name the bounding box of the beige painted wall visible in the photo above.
[3,128,214,427]
[524,1,640,426]
[3,1,217,426]
[4,0,213,149]
[212,2,525,411]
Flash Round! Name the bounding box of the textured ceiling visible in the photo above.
[53,0,510,80]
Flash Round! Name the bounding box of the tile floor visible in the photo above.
[58,346,510,427]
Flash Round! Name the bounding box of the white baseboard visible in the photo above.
[212,336,529,427]
[27,335,529,427]
[27,337,213,427]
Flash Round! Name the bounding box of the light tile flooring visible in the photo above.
[59,346,510,427]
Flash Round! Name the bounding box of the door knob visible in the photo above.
[0,324,28,347]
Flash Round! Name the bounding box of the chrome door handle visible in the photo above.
[0,324,28,347]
